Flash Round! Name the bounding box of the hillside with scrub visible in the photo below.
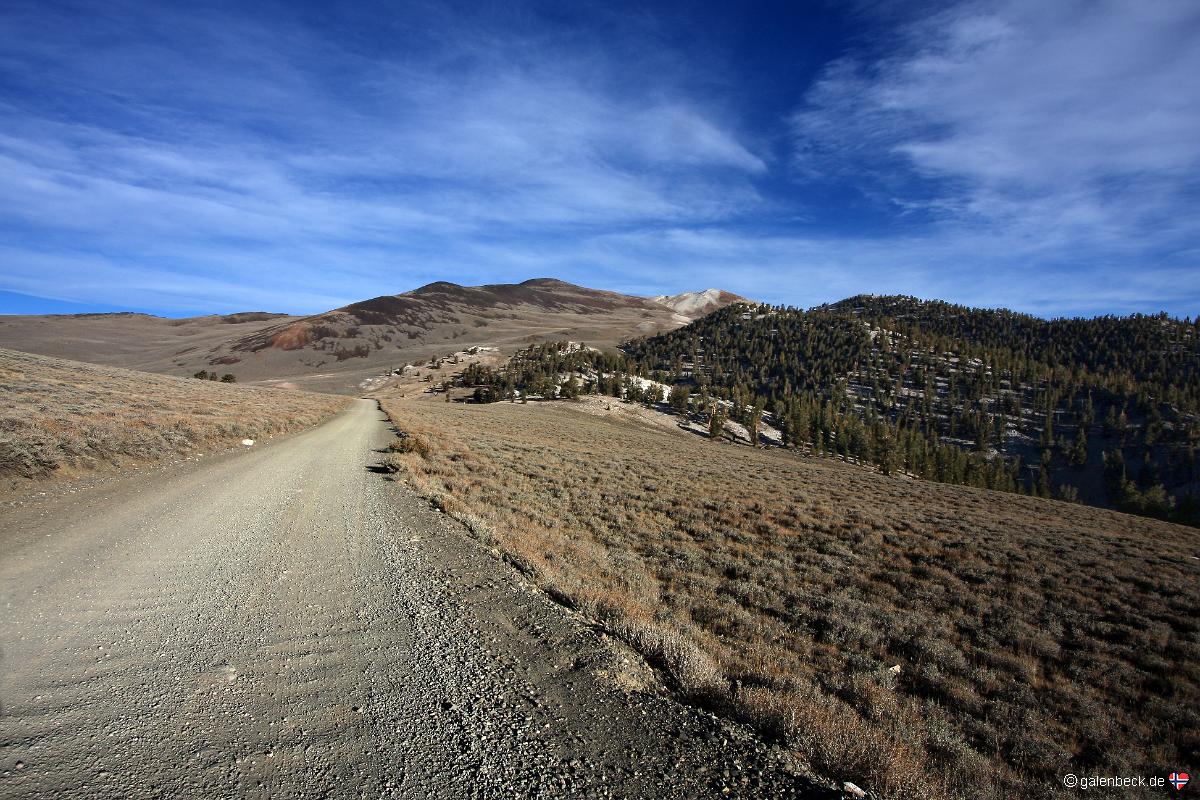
[376,391,1199,800]
[0,347,348,490]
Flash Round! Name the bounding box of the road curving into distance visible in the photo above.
[0,399,834,799]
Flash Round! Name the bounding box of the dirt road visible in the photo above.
[0,399,832,799]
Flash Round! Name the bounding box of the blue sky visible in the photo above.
[1,0,1198,318]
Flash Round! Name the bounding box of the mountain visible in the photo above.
[621,296,1200,523]
[0,279,736,393]
[469,295,1198,524]
[651,289,747,319]
[186,278,704,390]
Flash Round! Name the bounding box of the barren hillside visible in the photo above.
[0,347,348,492]
[0,279,742,393]
[0,311,298,374]
[652,289,747,318]
[205,279,700,390]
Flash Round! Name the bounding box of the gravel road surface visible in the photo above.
[0,399,835,799]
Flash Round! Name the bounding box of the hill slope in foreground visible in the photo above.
[0,347,348,492]
[0,280,745,393]
[378,390,1200,800]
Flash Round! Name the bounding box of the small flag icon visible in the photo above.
[1169,772,1190,790]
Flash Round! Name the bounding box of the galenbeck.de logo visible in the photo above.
[1169,772,1190,791]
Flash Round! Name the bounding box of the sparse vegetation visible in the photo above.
[192,369,237,382]
[0,348,347,486]
[378,393,1199,800]
[386,433,432,459]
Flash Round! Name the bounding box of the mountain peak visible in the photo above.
[651,288,748,319]
[518,277,577,289]
[409,280,464,295]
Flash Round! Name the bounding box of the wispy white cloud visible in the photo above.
[0,1,767,312]
[792,0,1200,264]
[0,0,1197,318]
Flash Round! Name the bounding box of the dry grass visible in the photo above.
[0,347,349,487]
[378,393,1199,800]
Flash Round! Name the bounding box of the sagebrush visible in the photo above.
[0,348,348,486]
[379,394,1199,800]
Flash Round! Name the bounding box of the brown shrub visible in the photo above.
[1,348,348,487]
[387,434,432,458]
[375,393,1197,800]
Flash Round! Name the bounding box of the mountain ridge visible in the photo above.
[0,278,746,392]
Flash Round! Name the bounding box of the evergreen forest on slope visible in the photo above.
[456,296,1200,526]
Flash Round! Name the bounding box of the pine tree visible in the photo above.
[708,403,725,440]
[1036,462,1052,498]
[748,397,765,447]
[669,384,690,414]
[877,433,899,476]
